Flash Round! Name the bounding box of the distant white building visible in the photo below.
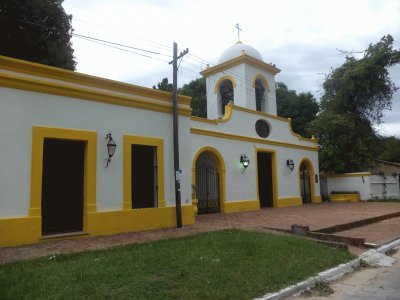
[0,41,321,247]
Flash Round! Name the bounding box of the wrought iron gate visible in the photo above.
[195,163,220,214]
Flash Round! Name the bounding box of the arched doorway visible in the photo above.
[300,162,311,204]
[192,147,226,214]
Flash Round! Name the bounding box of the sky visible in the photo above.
[63,0,400,137]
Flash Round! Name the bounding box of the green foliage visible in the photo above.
[152,77,172,92]
[153,77,207,118]
[308,112,379,172]
[179,77,207,118]
[321,35,400,124]
[0,0,76,70]
[276,82,319,137]
[377,136,400,163]
[0,230,354,299]
[310,35,400,173]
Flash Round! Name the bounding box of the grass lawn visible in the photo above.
[0,230,355,299]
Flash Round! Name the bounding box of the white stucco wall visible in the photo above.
[0,87,191,217]
[327,175,372,201]
[190,108,320,203]
[371,175,400,199]
[327,174,400,201]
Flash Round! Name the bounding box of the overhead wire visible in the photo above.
[2,12,272,104]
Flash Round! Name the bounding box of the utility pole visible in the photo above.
[169,42,188,228]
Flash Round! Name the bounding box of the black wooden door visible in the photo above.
[257,152,273,207]
[131,145,157,208]
[196,163,220,214]
[41,139,84,235]
[300,163,311,204]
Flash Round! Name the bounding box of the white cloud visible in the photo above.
[63,0,400,136]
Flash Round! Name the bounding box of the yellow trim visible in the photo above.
[328,172,371,178]
[201,54,281,77]
[223,200,260,213]
[192,146,226,213]
[0,55,191,106]
[189,105,317,145]
[298,157,321,204]
[0,207,195,247]
[234,106,317,143]
[276,197,302,207]
[255,148,278,207]
[190,116,219,124]
[190,102,234,124]
[123,135,165,210]
[191,128,319,151]
[312,195,322,202]
[213,75,237,93]
[233,105,290,122]
[288,118,318,143]
[0,73,191,116]
[30,126,97,233]
[86,206,195,236]
[252,74,271,91]
[0,216,41,246]
[329,194,360,202]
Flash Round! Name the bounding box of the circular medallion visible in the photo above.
[255,119,270,138]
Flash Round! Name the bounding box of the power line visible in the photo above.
[2,12,273,96]
[75,35,153,58]
[73,33,163,55]
[0,13,172,59]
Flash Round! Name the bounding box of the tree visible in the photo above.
[320,35,400,124]
[152,78,173,92]
[179,77,207,118]
[308,112,379,173]
[377,136,400,163]
[0,0,76,70]
[309,35,400,173]
[153,77,207,118]
[276,82,319,137]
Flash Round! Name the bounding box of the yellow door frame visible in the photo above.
[30,126,97,234]
[255,148,278,207]
[192,146,226,213]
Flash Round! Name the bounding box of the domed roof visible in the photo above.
[218,41,263,64]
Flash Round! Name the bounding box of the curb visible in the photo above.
[255,237,400,300]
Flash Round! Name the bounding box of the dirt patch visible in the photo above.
[301,281,334,297]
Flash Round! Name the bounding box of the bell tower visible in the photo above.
[200,42,281,119]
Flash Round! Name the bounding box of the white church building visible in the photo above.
[0,41,321,247]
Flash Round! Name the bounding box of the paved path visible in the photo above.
[1,202,400,264]
[338,217,400,245]
[288,248,400,300]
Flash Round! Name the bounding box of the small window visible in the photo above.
[255,119,270,138]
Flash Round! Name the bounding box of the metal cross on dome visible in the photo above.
[235,23,242,41]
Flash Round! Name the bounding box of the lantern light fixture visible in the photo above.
[240,154,250,172]
[286,158,295,171]
[106,133,117,167]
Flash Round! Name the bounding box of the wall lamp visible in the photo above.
[106,133,117,167]
[240,154,250,173]
[286,158,295,171]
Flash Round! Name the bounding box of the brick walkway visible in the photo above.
[1,202,400,264]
